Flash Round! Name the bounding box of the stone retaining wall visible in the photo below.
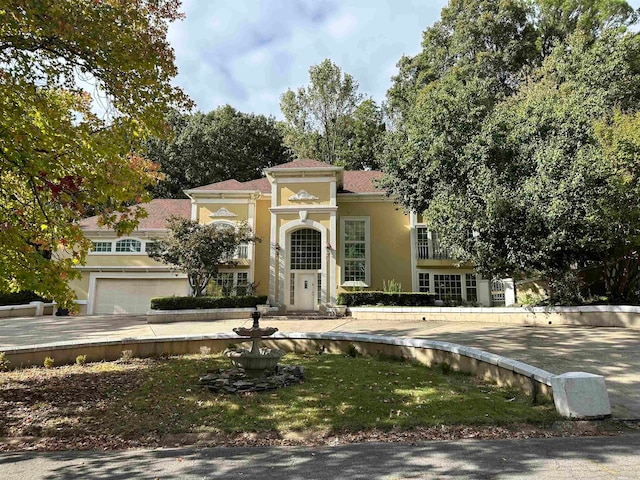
[349,305,640,329]
[1,332,553,397]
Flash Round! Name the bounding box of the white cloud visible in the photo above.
[326,11,358,38]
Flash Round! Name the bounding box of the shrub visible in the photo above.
[120,350,133,363]
[346,343,359,358]
[150,295,268,310]
[0,352,10,371]
[43,356,54,368]
[336,291,437,307]
[75,354,87,366]
[199,346,211,356]
[383,279,402,293]
[0,290,47,306]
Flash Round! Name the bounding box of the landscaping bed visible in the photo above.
[0,353,572,451]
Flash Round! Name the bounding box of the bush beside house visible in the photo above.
[337,292,437,307]
[150,295,268,311]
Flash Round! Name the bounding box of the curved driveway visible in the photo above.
[1,315,639,417]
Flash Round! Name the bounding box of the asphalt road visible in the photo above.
[2,434,640,479]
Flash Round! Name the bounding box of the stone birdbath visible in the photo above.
[225,310,285,376]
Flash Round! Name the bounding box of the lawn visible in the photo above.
[0,352,560,450]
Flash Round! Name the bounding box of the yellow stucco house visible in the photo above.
[73,159,499,314]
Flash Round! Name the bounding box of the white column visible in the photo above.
[478,278,491,307]
[329,210,337,304]
[410,212,417,292]
[503,278,516,306]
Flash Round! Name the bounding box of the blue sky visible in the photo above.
[167,1,449,118]
[167,0,640,119]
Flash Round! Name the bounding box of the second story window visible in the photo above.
[341,217,370,285]
[92,241,112,253]
[115,239,142,253]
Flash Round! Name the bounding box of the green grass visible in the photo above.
[0,353,559,445]
[105,353,557,438]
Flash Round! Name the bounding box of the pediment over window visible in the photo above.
[209,207,238,218]
[288,189,319,201]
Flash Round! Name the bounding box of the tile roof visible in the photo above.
[237,177,271,193]
[80,199,191,230]
[188,177,271,193]
[269,159,336,169]
[340,170,385,194]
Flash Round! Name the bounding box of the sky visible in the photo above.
[167,0,449,119]
[167,1,640,120]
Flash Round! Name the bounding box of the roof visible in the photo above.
[187,177,271,193]
[340,171,385,194]
[268,159,337,170]
[80,199,191,230]
[186,170,386,195]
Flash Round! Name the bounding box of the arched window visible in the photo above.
[115,238,141,253]
[290,228,321,270]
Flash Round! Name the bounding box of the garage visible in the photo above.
[93,277,188,314]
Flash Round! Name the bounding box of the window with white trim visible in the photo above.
[92,241,112,253]
[208,271,250,297]
[290,228,321,270]
[418,272,430,293]
[115,239,142,253]
[433,274,462,301]
[465,274,478,302]
[341,218,369,285]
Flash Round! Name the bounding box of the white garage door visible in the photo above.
[94,278,188,314]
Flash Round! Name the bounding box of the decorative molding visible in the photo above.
[209,207,238,218]
[299,210,308,221]
[289,189,319,201]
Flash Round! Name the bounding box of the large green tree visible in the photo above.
[147,217,256,297]
[280,59,385,170]
[146,105,292,198]
[0,0,189,307]
[382,0,640,303]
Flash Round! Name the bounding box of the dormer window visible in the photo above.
[115,239,142,253]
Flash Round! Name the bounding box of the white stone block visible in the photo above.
[551,372,611,419]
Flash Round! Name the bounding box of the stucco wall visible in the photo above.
[336,201,412,292]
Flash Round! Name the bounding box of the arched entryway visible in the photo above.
[288,228,321,310]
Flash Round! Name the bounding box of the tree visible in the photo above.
[280,59,385,170]
[147,217,256,297]
[382,0,640,303]
[0,0,189,307]
[146,106,292,198]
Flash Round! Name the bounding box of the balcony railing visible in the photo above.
[236,243,249,260]
[416,228,453,260]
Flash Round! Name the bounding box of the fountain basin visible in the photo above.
[226,347,285,373]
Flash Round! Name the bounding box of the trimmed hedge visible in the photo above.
[0,291,47,306]
[337,291,437,307]
[150,295,268,311]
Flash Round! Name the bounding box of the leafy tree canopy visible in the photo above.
[147,217,256,297]
[0,0,190,308]
[280,59,386,170]
[382,0,640,303]
[146,105,292,198]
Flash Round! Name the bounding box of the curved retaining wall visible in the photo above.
[1,332,615,418]
[2,332,554,399]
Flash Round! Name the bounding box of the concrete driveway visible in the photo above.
[1,315,640,417]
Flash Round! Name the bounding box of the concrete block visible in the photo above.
[551,372,611,419]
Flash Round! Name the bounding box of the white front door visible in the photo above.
[294,272,315,310]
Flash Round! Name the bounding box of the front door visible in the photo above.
[295,272,315,310]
